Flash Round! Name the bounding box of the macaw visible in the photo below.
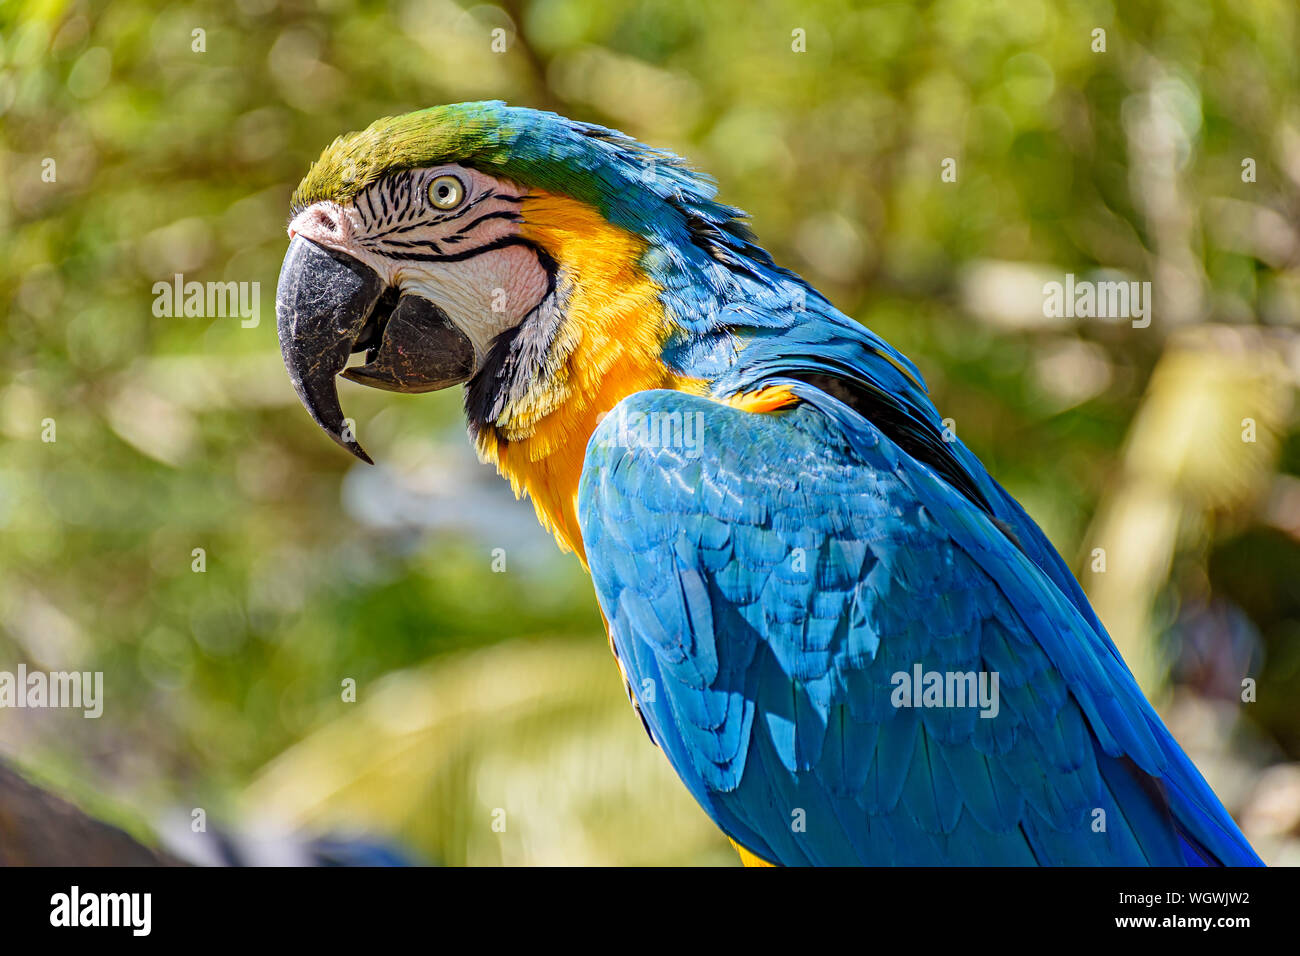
[273,101,1261,866]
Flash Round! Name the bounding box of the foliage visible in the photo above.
[1,0,1298,863]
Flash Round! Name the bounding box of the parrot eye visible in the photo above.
[428,175,465,210]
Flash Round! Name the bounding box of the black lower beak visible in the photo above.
[275,236,475,464]
[341,294,474,394]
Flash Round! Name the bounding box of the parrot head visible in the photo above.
[276,100,791,548]
[281,103,741,444]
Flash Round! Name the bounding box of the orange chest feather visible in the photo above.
[473,191,699,561]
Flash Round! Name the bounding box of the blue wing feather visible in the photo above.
[578,386,1261,866]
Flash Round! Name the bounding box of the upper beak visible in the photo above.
[275,235,475,463]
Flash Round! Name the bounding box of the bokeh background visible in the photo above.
[2,0,1299,865]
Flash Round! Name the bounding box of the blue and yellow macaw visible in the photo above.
[274,102,1261,866]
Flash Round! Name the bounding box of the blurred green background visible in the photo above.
[2,0,1299,865]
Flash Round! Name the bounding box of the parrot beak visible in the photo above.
[340,293,475,395]
[275,235,474,464]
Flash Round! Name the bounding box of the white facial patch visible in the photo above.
[398,243,551,362]
[287,164,551,370]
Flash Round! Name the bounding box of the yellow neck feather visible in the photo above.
[473,191,700,561]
